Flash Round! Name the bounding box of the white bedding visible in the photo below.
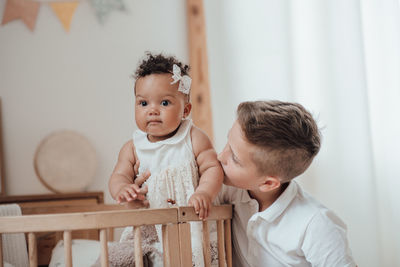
[49,239,100,267]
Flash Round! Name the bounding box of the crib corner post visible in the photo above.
[162,223,181,267]
[178,222,192,267]
[224,219,232,267]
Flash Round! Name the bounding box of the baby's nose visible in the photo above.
[148,107,160,115]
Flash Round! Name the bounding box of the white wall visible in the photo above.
[205,0,293,153]
[0,0,188,203]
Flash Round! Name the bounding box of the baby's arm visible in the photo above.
[109,140,147,204]
[189,126,224,219]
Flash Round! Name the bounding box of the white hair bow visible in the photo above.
[170,64,192,94]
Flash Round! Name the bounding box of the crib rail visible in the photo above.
[0,205,232,267]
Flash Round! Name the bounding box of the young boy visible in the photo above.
[132,100,356,266]
[216,100,356,266]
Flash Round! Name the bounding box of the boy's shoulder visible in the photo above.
[273,181,347,230]
[217,182,355,266]
[217,181,346,230]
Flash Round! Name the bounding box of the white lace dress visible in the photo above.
[121,119,205,267]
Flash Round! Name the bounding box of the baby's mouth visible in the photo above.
[147,120,162,125]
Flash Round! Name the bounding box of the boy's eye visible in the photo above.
[231,156,238,163]
[161,100,170,106]
[231,154,240,165]
[140,101,147,106]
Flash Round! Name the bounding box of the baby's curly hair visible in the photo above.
[133,52,190,79]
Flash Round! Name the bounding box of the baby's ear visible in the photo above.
[183,102,192,118]
[259,176,281,192]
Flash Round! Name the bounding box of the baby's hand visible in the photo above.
[116,170,150,204]
[188,191,212,220]
[116,183,146,204]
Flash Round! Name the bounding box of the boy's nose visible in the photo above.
[217,146,227,164]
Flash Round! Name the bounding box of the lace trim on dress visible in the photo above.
[145,159,198,208]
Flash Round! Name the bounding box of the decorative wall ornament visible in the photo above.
[1,0,40,31]
[50,1,79,32]
[90,0,125,24]
[1,0,126,32]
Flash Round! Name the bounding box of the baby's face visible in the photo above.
[135,73,191,142]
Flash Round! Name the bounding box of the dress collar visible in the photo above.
[134,119,192,150]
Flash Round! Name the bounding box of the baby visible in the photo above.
[109,53,224,266]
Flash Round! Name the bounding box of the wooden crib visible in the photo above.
[0,204,232,267]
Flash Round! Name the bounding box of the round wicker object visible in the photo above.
[34,130,97,193]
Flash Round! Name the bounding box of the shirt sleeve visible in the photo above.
[301,210,357,267]
[214,184,228,205]
[214,184,236,205]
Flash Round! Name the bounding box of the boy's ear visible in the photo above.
[183,102,192,118]
[258,176,281,192]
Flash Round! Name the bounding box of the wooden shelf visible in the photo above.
[0,191,104,205]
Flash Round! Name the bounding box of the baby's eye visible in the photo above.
[161,100,170,106]
[140,101,147,106]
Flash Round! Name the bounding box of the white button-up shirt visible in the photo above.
[216,181,356,267]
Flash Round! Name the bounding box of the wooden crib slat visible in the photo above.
[0,233,3,267]
[162,225,168,266]
[216,220,226,267]
[0,208,178,233]
[28,232,37,267]
[202,221,211,267]
[100,229,109,267]
[134,226,143,267]
[224,219,232,267]
[107,227,114,241]
[178,222,192,267]
[63,231,72,267]
[178,205,232,222]
[162,224,181,267]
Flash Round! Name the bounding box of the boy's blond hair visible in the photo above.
[237,100,321,182]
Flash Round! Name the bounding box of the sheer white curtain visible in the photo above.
[205,0,400,266]
[360,0,400,265]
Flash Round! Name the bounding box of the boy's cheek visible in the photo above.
[222,175,230,185]
[221,164,238,186]
[220,165,229,182]
[222,171,235,186]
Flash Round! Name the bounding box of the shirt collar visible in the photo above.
[251,181,299,223]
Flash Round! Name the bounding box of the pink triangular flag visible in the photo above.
[50,2,79,32]
[1,0,40,31]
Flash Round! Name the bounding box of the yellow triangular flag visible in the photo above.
[50,2,78,32]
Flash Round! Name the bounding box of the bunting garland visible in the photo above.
[1,0,40,31]
[90,0,125,24]
[50,2,79,32]
[1,0,126,32]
